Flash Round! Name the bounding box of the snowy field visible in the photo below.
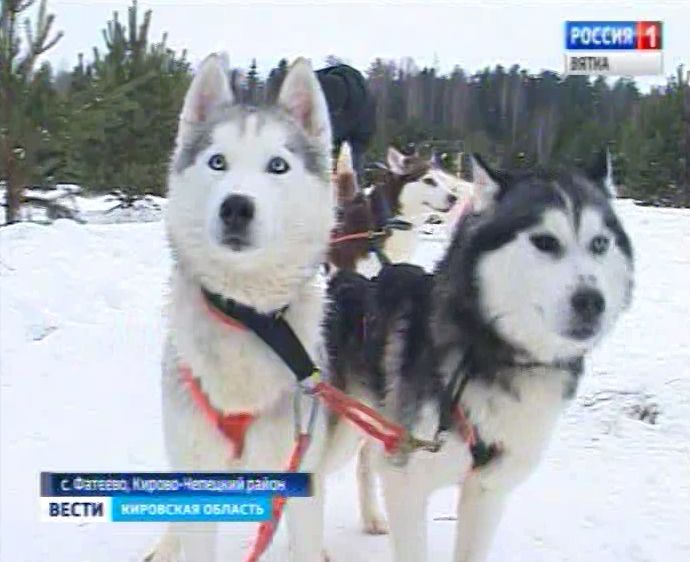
[0,189,166,225]
[0,200,688,562]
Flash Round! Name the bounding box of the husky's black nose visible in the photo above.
[447,193,458,206]
[571,288,605,321]
[220,194,255,233]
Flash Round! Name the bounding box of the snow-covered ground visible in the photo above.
[0,200,688,561]
[0,189,166,225]
[78,195,166,224]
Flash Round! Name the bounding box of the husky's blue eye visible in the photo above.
[267,156,290,175]
[530,234,561,255]
[590,235,610,255]
[208,154,227,171]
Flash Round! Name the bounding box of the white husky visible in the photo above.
[147,54,334,562]
[350,147,473,277]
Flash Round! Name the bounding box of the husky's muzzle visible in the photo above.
[567,287,605,340]
[219,194,254,250]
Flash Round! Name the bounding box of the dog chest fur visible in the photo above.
[461,367,572,483]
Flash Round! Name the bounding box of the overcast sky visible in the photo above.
[43,0,689,91]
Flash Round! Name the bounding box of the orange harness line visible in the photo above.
[453,403,477,447]
[244,433,311,562]
[202,292,248,330]
[180,356,312,562]
[312,381,406,454]
[179,365,255,459]
[180,296,254,458]
[330,229,387,245]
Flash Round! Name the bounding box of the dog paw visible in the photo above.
[143,534,180,562]
[142,550,175,562]
[362,515,389,535]
[142,550,177,562]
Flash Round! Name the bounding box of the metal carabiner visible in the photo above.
[293,382,320,441]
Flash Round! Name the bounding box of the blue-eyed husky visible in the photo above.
[325,154,635,561]
[147,54,334,562]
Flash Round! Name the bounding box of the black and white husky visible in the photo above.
[148,54,334,562]
[325,155,635,562]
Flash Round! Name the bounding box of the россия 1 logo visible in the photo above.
[564,21,663,76]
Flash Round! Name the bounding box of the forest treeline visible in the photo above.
[1,0,688,224]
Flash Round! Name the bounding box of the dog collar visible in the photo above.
[503,356,584,374]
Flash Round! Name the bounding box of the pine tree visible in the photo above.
[0,0,63,223]
[59,0,189,196]
[356,58,685,206]
[246,58,259,104]
[266,58,288,103]
[679,66,689,206]
[324,55,344,67]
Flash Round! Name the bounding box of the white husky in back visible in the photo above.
[351,147,473,278]
[147,54,334,562]
[383,146,473,264]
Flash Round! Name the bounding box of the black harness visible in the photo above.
[436,357,502,469]
[202,288,317,383]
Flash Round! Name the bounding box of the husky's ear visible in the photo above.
[334,142,358,205]
[277,58,332,147]
[585,148,617,198]
[179,54,233,135]
[470,154,504,212]
[387,146,408,176]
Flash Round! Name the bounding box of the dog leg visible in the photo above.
[179,522,218,562]
[379,463,428,562]
[286,474,325,562]
[143,528,180,562]
[452,474,507,562]
[357,442,388,534]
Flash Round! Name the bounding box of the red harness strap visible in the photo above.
[180,292,255,458]
[244,433,311,562]
[330,229,387,245]
[453,403,477,447]
[179,364,255,459]
[311,381,407,454]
